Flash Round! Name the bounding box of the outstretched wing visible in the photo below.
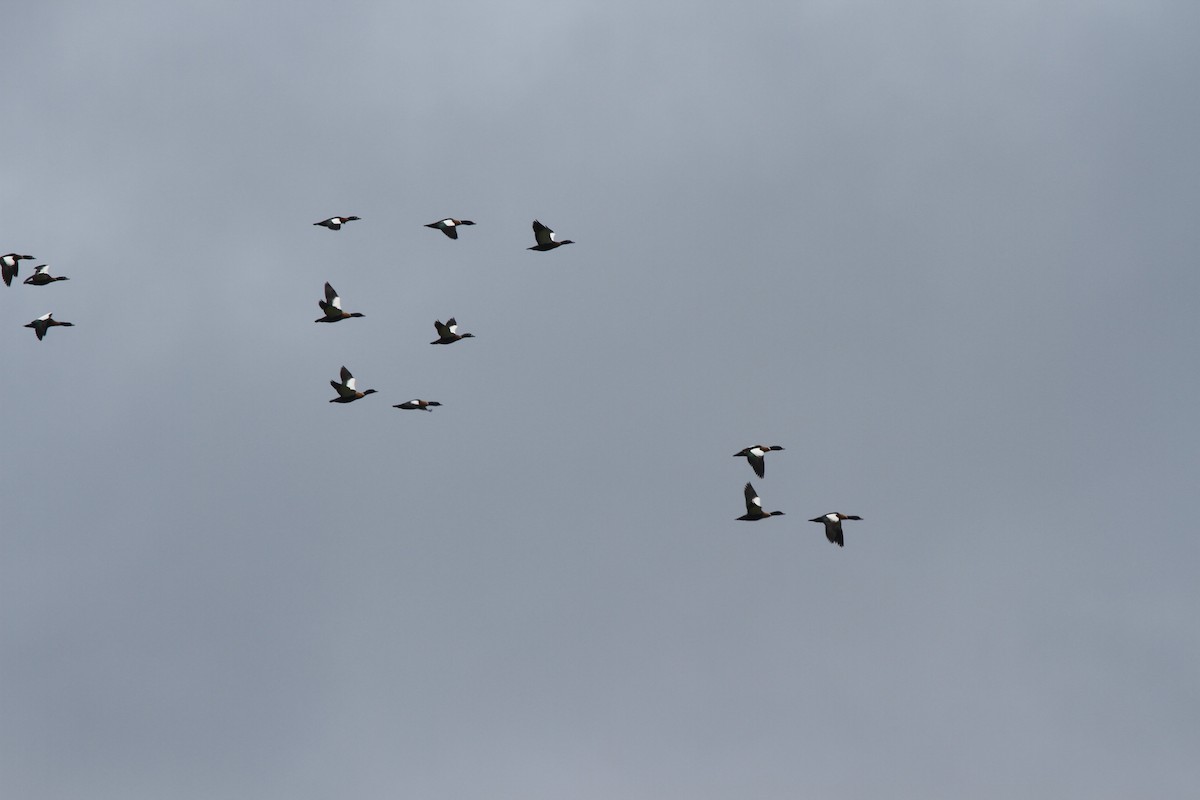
[532,219,554,246]
[743,482,762,514]
[748,454,766,479]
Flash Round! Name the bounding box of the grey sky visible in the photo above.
[3,2,1199,798]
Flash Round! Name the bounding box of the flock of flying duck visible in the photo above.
[732,445,863,546]
[3,253,73,339]
[311,216,570,410]
[8,216,862,546]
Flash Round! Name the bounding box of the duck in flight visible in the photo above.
[737,482,785,521]
[314,216,361,231]
[734,445,785,479]
[528,219,574,251]
[809,513,863,547]
[2,253,35,286]
[25,312,74,340]
[329,366,377,403]
[393,399,442,412]
[424,218,475,239]
[314,282,364,323]
[430,318,475,345]
[23,264,69,286]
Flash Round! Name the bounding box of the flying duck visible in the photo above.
[314,216,361,230]
[329,366,377,403]
[528,219,574,251]
[809,513,863,547]
[2,253,34,286]
[25,313,74,341]
[424,218,475,239]
[314,282,364,323]
[23,264,69,286]
[738,482,785,521]
[734,445,785,479]
[393,399,442,412]
[430,318,475,345]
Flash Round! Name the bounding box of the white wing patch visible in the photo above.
[345,377,357,390]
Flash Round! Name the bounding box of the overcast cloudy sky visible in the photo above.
[3,2,1199,798]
